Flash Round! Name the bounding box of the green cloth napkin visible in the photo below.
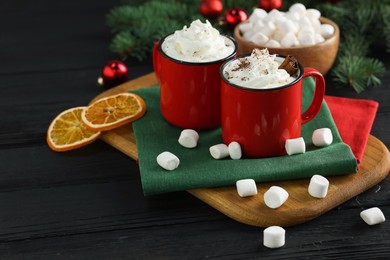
[132,78,357,195]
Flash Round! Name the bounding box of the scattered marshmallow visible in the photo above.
[240,5,333,48]
[360,207,386,226]
[263,226,286,248]
[236,179,258,197]
[209,144,229,159]
[264,186,289,209]
[285,137,306,155]
[308,175,329,198]
[312,128,333,147]
[228,141,242,160]
[178,129,199,148]
[156,151,180,171]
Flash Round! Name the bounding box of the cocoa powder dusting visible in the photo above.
[232,58,250,71]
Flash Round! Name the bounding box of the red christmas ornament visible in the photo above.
[97,60,128,87]
[199,0,223,19]
[259,0,283,12]
[225,8,248,29]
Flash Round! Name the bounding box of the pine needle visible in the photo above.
[332,56,385,93]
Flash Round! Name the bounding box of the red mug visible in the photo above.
[220,54,325,158]
[153,33,238,130]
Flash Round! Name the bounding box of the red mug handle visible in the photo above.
[153,41,162,82]
[301,67,326,124]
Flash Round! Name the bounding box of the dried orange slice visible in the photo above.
[47,107,101,152]
[81,92,146,131]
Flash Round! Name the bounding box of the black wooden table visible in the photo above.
[1,1,389,259]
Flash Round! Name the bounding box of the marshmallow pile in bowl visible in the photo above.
[240,3,333,48]
[234,3,340,75]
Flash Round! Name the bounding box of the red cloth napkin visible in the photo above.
[325,96,379,164]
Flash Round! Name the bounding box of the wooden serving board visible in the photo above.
[91,72,390,227]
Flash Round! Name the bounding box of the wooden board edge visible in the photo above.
[91,73,157,103]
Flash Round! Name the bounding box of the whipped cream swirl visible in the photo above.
[223,48,296,89]
[162,19,235,63]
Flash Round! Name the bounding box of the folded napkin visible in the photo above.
[325,96,378,164]
[132,78,358,195]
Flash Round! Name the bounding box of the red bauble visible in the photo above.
[225,8,248,29]
[199,0,223,19]
[259,0,283,12]
[97,60,128,87]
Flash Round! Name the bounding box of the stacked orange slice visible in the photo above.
[81,93,146,131]
[47,107,101,152]
[47,93,146,152]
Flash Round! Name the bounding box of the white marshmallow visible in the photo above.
[306,8,321,20]
[236,179,257,197]
[285,137,306,155]
[156,151,180,171]
[312,128,333,147]
[251,32,269,45]
[228,141,242,160]
[285,11,300,22]
[249,8,268,22]
[271,30,284,42]
[263,226,286,248]
[308,175,329,198]
[298,16,312,29]
[266,9,283,22]
[298,26,315,38]
[280,20,298,35]
[253,20,265,30]
[320,24,335,38]
[310,18,322,33]
[239,22,252,34]
[298,33,315,46]
[314,33,325,44]
[360,207,386,225]
[209,144,229,159]
[264,186,289,209]
[254,22,275,37]
[242,31,255,41]
[265,39,281,48]
[289,3,307,17]
[280,32,298,48]
[178,129,199,148]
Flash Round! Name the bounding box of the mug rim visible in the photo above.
[220,53,304,91]
[158,33,238,66]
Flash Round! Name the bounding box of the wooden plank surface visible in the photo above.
[91,72,390,227]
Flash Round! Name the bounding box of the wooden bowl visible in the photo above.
[234,17,340,75]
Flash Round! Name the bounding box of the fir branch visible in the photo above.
[338,34,370,58]
[222,0,257,12]
[332,56,385,93]
[383,5,390,52]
